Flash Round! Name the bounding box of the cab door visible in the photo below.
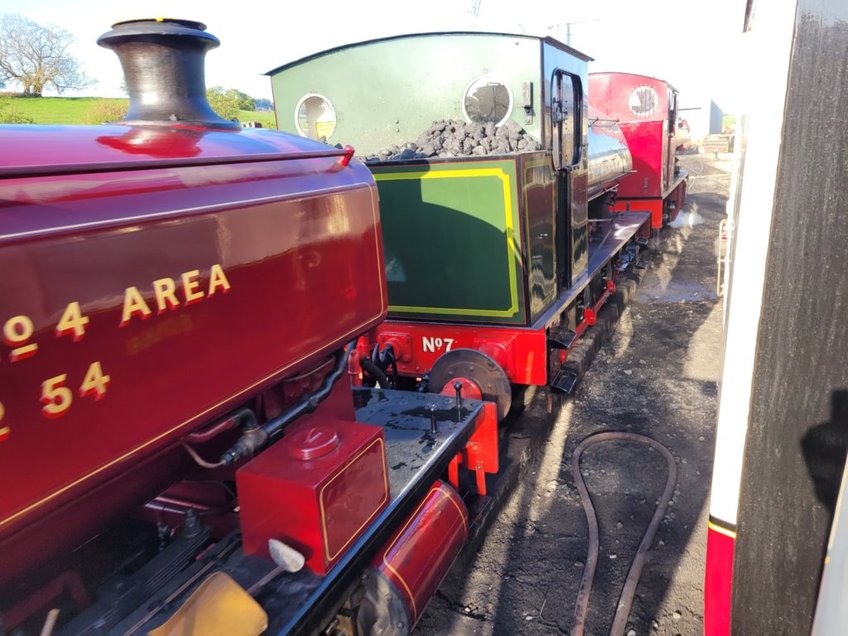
[551,69,586,288]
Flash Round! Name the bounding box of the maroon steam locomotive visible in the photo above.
[0,19,497,635]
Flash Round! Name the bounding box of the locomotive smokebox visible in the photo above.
[97,18,238,128]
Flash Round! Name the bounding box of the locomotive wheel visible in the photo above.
[428,348,512,420]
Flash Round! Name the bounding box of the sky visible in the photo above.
[0,0,745,111]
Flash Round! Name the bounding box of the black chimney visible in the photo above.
[97,18,239,129]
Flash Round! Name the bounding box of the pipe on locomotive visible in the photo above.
[360,343,398,388]
[219,346,351,466]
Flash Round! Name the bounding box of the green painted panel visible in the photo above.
[373,160,525,324]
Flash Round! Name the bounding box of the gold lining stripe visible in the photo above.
[380,483,468,621]
[382,560,418,619]
[708,520,737,539]
[319,437,389,562]
[375,167,520,318]
[0,182,371,243]
[380,486,439,619]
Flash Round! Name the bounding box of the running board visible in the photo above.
[531,212,650,332]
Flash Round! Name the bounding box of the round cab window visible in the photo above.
[463,77,512,126]
[295,94,337,141]
[628,86,659,117]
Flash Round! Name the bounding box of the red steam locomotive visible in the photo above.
[0,19,687,636]
[589,72,689,243]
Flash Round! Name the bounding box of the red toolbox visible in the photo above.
[237,417,389,574]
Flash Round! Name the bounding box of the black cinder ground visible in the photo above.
[415,153,729,636]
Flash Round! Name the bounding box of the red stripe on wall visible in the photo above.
[705,524,735,636]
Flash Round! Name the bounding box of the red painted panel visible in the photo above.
[237,417,388,574]
[705,524,736,636]
[588,73,671,124]
[613,199,664,231]
[371,322,547,385]
[0,126,386,585]
[617,121,665,199]
[374,481,467,624]
[0,123,344,173]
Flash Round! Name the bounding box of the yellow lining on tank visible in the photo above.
[319,437,389,562]
[375,167,520,318]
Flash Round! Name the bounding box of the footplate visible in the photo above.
[105,390,486,636]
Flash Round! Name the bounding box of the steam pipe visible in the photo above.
[360,356,390,388]
[220,347,350,466]
[185,408,254,443]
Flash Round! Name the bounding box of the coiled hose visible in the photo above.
[571,432,678,636]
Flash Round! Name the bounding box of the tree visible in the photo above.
[254,98,273,112]
[206,86,244,121]
[0,14,92,96]
[235,90,255,111]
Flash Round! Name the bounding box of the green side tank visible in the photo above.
[267,32,591,325]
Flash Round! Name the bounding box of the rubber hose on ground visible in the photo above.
[571,431,678,636]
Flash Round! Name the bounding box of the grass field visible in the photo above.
[0,96,278,128]
[0,97,127,124]
[239,109,277,129]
